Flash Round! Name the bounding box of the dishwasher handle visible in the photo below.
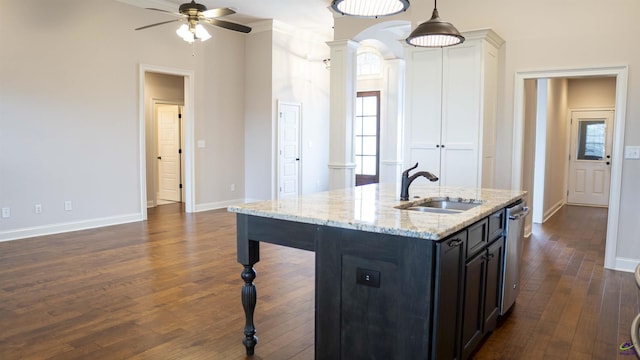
[509,206,530,220]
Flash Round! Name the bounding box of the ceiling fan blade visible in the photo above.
[135,19,180,31]
[202,18,251,33]
[145,7,183,17]
[201,7,236,18]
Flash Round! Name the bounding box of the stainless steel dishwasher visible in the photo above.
[500,200,529,315]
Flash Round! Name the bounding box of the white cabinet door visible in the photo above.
[406,48,442,184]
[441,43,481,187]
[405,29,503,189]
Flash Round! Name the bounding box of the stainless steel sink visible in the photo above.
[404,206,464,214]
[396,199,483,214]
[418,200,482,211]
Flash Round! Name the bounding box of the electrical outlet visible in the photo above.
[35,204,42,214]
[230,183,236,192]
[625,146,640,159]
[64,201,72,211]
[1,207,9,218]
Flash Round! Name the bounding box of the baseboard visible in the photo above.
[613,257,639,273]
[542,199,564,223]
[0,213,143,242]
[194,198,247,212]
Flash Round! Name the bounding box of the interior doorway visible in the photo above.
[139,64,195,220]
[512,66,628,270]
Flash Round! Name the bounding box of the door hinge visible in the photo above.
[279,112,283,118]
[178,113,182,119]
[178,148,182,154]
[179,184,183,189]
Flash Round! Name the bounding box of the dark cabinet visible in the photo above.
[461,248,486,359]
[431,209,507,360]
[460,213,505,360]
[432,231,467,360]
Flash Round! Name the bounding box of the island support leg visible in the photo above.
[241,265,258,355]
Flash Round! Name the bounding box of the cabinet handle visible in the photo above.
[436,144,440,148]
[483,253,495,260]
[448,239,463,247]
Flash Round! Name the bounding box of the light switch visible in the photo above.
[197,140,206,148]
[625,146,640,159]
[1,208,9,218]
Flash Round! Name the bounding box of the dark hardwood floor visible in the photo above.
[0,203,636,359]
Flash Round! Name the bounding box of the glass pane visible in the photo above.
[362,156,376,175]
[577,120,605,160]
[362,96,377,116]
[362,136,377,156]
[362,116,377,136]
[355,117,363,136]
[355,96,363,116]
[355,136,363,156]
[355,156,362,175]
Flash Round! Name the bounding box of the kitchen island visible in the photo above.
[228,183,526,359]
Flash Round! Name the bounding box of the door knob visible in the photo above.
[606,161,610,165]
[157,156,162,160]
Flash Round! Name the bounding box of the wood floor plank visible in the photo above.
[0,203,637,359]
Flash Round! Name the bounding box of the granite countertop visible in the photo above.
[228,183,526,241]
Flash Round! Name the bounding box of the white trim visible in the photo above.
[328,162,357,169]
[512,65,628,270]
[139,64,196,218]
[614,257,640,273]
[542,199,564,224]
[0,214,142,242]
[194,199,248,212]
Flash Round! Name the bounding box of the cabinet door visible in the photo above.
[483,238,504,333]
[440,43,481,188]
[405,48,443,180]
[432,231,467,360]
[461,252,486,360]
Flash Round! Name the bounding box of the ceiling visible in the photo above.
[119,0,335,39]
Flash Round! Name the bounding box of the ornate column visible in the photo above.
[379,58,406,184]
[327,40,359,190]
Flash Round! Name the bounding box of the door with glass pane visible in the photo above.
[567,110,614,206]
[355,92,380,186]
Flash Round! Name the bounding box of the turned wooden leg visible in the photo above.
[241,265,258,355]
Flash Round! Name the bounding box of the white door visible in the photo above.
[157,104,182,202]
[567,110,614,206]
[278,102,301,198]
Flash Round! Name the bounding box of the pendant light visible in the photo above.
[406,0,464,47]
[331,0,410,18]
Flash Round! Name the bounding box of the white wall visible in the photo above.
[0,0,246,239]
[244,21,330,201]
[542,78,569,220]
[568,77,616,109]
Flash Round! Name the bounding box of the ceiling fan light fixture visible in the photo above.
[195,24,211,41]
[176,24,195,43]
[331,0,409,18]
[406,5,464,47]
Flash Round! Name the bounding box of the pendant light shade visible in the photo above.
[406,3,464,47]
[331,0,410,18]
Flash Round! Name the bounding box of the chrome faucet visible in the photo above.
[400,162,439,201]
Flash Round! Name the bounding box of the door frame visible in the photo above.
[153,101,184,205]
[139,64,195,219]
[276,100,302,199]
[566,108,614,207]
[511,65,628,271]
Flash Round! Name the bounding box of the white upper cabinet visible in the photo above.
[404,29,504,188]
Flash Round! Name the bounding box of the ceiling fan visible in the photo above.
[135,0,252,43]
